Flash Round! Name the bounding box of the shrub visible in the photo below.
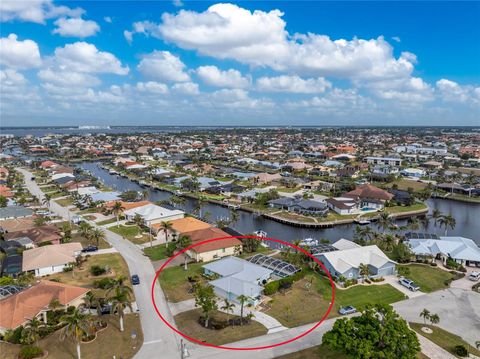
[19,346,44,359]
[453,345,468,357]
[371,277,385,283]
[90,265,107,276]
[93,278,115,289]
[264,281,280,295]
[430,262,438,266]
[6,326,23,344]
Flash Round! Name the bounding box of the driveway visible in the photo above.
[393,288,480,346]
[383,276,425,298]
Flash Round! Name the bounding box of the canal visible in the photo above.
[79,162,480,246]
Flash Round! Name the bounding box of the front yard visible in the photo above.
[158,262,206,302]
[55,197,74,207]
[143,243,168,260]
[108,224,154,244]
[399,264,456,292]
[0,314,143,359]
[174,309,267,345]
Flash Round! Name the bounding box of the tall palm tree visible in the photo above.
[108,285,133,332]
[420,216,430,232]
[133,213,144,237]
[81,292,102,314]
[236,295,251,326]
[419,308,430,325]
[78,221,93,240]
[221,299,235,325]
[430,209,442,227]
[429,313,440,325]
[438,214,456,235]
[407,217,420,231]
[60,308,93,359]
[111,201,124,228]
[89,228,106,246]
[377,212,392,232]
[382,234,396,252]
[160,221,173,243]
[42,193,51,209]
[358,263,370,281]
[22,317,45,345]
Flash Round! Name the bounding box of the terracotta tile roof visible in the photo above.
[4,225,61,245]
[0,217,37,232]
[344,184,394,201]
[0,185,13,198]
[105,200,152,211]
[183,227,242,253]
[22,243,82,271]
[151,217,211,234]
[0,281,89,330]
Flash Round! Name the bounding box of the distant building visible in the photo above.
[22,243,83,277]
[365,157,402,167]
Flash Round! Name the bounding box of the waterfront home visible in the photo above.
[325,197,359,215]
[406,236,480,267]
[0,281,89,334]
[315,241,396,280]
[365,156,402,166]
[268,197,329,216]
[22,242,83,276]
[388,189,414,206]
[105,200,152,213]
[124,203,184,227]
[203,256,272,306]
[394,144,447,155]
[0,206,34,220]
[343,184,394,210]
[303,180,334,192]
[236,187,276,202]
[40,160,59,169]
[401,168,426,178]
[5,225,62,246]
[152,217,211,236]
[182,227,242,262]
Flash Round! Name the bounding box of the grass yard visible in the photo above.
[108,224,154,244]
[386,179,428,192]
[55,197,74,206]
[410,323,480,358]
[384,203,428,214]
[158,262,206,302]
[143,244,168,260]
[399,264,455,292]
[96,217,119,226]
[174,309,267,345]
[0,314,143,359]
[275,345,348,359]
[48,253,133,297]
[276,186,301,193]
[70,231,110,249]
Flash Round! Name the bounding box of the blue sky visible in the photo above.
[1,1,479,126]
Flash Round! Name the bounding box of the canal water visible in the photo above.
[79,162,480,246]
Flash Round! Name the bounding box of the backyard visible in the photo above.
[399,264,456,292]
[158,261,206,302]
[174,309,268,345]
[0,314,143,359]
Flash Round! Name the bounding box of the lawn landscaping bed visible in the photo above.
[143,244,168,261]
[410,323,480,358]
[0,314,143,359]
[108,224,153,244]
[174,309,267,345]
[158,262,206,302]
[399,264,455,292]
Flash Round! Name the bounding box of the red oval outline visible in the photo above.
[150,235,336,350]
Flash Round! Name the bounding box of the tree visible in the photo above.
[420,215,430,232]
[193,283,217,328]
[407,217,420,231]
[108,286,133,332]
[160,221,173,243]
[429,313,440,326]
[60,308,93,359]
[391,243,412,263]
[438,214,456,235]
[42,193,51,209]
[237,295,251,326]
[133,213,144,236]
[78,221,93,240]
[81,292,101,314]
[419,308,430,324]
[111,201,124,228]
[475,340,480,350]
[22,317,45,346]
[0,195,7,208]
[377,212,393,232]
[34,216,47,227]
[220,299,235,324]
[323,304,421,359]
[359,263,370,281]
[242,237,260,253]
[177,235,192,250]
[89,228,105,246]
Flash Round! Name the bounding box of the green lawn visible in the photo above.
[108,224,153,244]
[410,323,480,358]
[385,179,428,192]
[158,262,206,302]
[384,203,428,214]
[174,309,268,346]
[96,217,119,226]
[55,197,73,206]
[143,244,168,261]
[399,264,455,293]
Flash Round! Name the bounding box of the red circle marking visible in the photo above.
[150,235,336,350]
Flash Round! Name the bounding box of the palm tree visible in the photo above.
[420,216,430,232]
[141,190,149,200]
[358,263,370,281]
[407,217,420,231]
[60,308,93,359]
[220,299,235,325]
[108,287,133,332]
[89,228,106,246]
[438,214,456,235]
[111,201,124,228]
[430,209,442,227]
[78,221,93,240]
[22,317,45,345]
[133,213,144,237]
[377,212,392,232]
[236,295,251,326]
[475,340,480,350]
[81,292,102,314]
[429,313,440,325]
[42,193,51,209]
[382,234,396,252]
[419,308,430,325]
[160,221,173,243]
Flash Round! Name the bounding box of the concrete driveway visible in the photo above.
[393,288,480,346]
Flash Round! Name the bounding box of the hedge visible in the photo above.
[263,270,306,295]
[19,346,44,359]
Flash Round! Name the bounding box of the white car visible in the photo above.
[468,271,480,282]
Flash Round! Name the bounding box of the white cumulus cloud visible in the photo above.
[53,17,100,38]
[256,75,331,93]
[0,34,41,69]
[196,65,249,88]
[0,0,84,24]
[137,51,190,82]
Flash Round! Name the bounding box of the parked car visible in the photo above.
[30,176,35,181]
[399,277,420,291]
[339,306,357,315]
[36,210,51,216]
[81,245,98,253]
[131,274,140,285]
[468,271,480,281]
[71,215,83,224]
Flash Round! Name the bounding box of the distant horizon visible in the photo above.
[1,125,480,129]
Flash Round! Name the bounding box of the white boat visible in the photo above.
[254,230,267,238]
[355,219,371,225]
[299,238,319,246]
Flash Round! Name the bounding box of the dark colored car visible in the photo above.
[81,245,98,253]
[131,274,140,285]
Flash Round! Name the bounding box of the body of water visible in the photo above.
[79,162,480,246]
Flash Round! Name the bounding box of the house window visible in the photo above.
[348,273,353,278]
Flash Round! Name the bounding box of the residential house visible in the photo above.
[0,206,34,220]
[124,203,184,227]
[268,197,329,216]
[0,281,89,334]
[365,157,402,166]
[343,184,394,210]
[22,243,83,276]
[5,225,62,246]
[401,168,426,178]
[326,197,359,215]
